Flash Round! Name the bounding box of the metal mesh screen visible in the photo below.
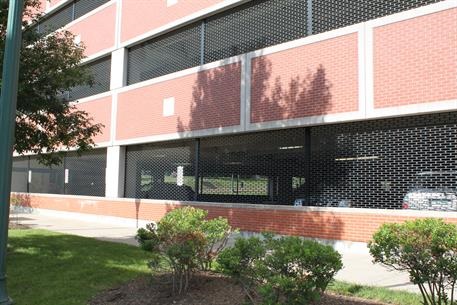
[204,0,307,63]
[11,157,29,193]
[125,141,196,200]
[312,0,444,34]
[309,112,457,210]
[128,112,457,210]
[69,56,111,100]
[64,149,107,196]
[198,129,308,204]
[29,157,65,194]
[14,149,106,196]
[74,0,110,19]
[127,24,201,85]
[38,3,73,34]
[37,0,110,34]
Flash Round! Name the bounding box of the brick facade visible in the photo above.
[75,96,112,143]
[23,194,457,243]
[116,63,242,140]
[120,0,223,43]
[374,8,457,108]
[250,34,359,123]
[67,3,116,57]
[17,1,457,243]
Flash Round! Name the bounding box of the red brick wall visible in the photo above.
[75,96,112,144]
[116,63,241,141]
[120,0,223,43]
[67,3,116,57]
[374,8,457,108]
[24,194,457,243]
[250,33,359,123]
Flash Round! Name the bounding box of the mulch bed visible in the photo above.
[89,272,388,305]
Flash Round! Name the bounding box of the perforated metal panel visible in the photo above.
[37,0,110,35]
[309,112,457,209]
[204,0,307,63]
[312,0,444,34]
[11,157,29,193]
[74,0,110,19]
[13,149,106,196]
[125,141,196,200]
[198,129,308,204]
[69,56,111,100]
[29,157,65,194]
[127,24,201,85]
[122,112,457,210]
[38,3,73,34]
[64,149,107,196]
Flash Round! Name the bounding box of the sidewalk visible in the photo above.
[9,210,418,293]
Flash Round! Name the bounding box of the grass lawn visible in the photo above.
[6,228,423,305]
[6,229,151,305]
[328,281,423,305]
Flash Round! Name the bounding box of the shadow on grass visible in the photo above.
[7,229,151,305]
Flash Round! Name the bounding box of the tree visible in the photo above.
[0,0,103,165]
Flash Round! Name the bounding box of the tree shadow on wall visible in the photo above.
[176,55,351,207]
[177,56,334,131]
[176,61,242,132]
[251,58,333,123]
[177,52,333,132]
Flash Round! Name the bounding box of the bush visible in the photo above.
[368,218,457,305]
[136,206,233,295]
[217,234,343,305]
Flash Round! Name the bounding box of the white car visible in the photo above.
[402,188,457,211]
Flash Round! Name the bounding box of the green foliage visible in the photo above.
[136,206,233,295]
[0,1,102,165]
[217,234,343,305]
[369,218,457,305]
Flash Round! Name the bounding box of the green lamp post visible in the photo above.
[0,0,24,304]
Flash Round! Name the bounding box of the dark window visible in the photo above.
[204,0,307,63]
[198,129,308,204]
[37,0,110,34]
[64,149,107,196]
[127,24,201,85]
[122,112,457,210]
[11,157,29,193]
[69,56,111,100]
[38,3,73,35]
[312,0,444,34]
[74,0,110,19]
[308,112,457,209]
[124,141,196,201]
[13,149,107,196]
[29,157,65,195]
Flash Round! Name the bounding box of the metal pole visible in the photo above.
[0,0,24,304]
[193,139,200,201]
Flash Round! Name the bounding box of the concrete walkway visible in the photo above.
[9,209,418,293]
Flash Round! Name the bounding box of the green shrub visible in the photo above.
[369,218,457,305]
[136,206,233,295]
[217,234,343,305]
[217,236,267,302]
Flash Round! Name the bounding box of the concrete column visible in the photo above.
[110,48,127,90]
[105,146,126,198]
[105,47,127,198]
